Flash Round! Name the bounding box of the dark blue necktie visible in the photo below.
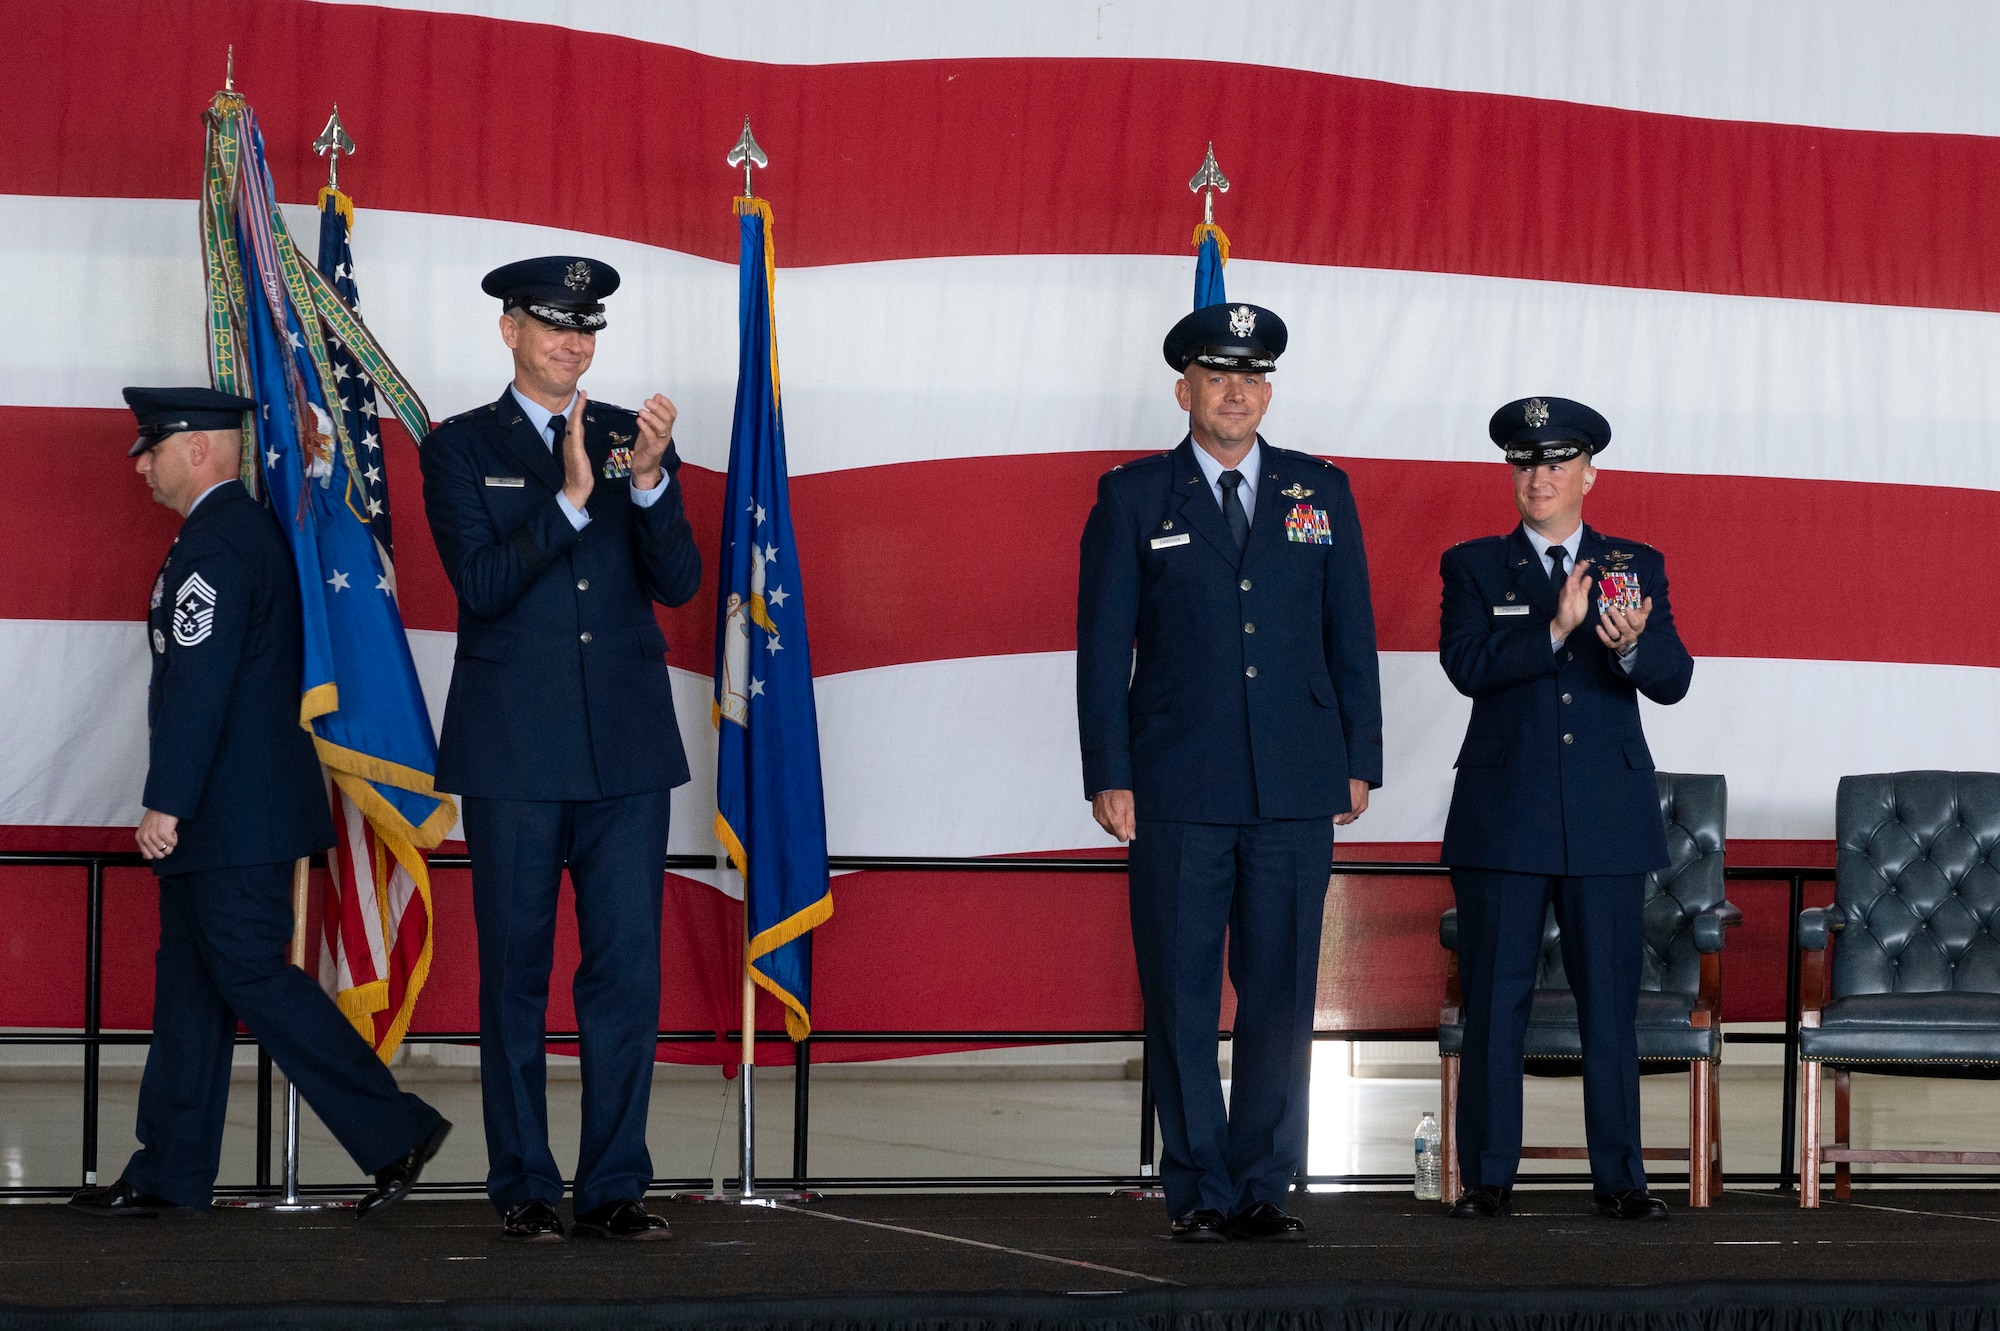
[1547,543,1569,597]
[1218,470,1249,553]
[548,412,567,451]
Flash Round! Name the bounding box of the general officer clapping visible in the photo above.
[421,257,701,1243]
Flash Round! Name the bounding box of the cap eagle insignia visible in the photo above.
[1228,305,1257,339]
[564,260,592,291]
[1523,398,1551,429]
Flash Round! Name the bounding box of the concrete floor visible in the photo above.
[5,1040,1998,1199]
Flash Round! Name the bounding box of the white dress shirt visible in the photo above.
[510,386,668,531]
[1191,438,1262,529]
[1522,522,1636,669]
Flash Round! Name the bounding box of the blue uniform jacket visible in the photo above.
[143,480,336,876]
[1076,436,1383,823]
[420,387,703,801]
[1438,524,1694,875]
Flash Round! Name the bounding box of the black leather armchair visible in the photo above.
[1797,771,2000,1206]
[1438,772,1740,1205]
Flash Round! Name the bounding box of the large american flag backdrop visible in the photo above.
[3,1,1997,1058]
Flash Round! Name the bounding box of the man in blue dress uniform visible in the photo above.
[70,388,449,1221]
[1439,396,1694,1222]
[1077,304,1383,1242]
[420,257,701,1242]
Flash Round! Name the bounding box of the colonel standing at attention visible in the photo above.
[1076,303,1383,1242]
[421,257,702,1242]
[1439,396,1693,1222]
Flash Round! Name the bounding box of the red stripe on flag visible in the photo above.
[6,1,2000,309]
[12,406,2000,672]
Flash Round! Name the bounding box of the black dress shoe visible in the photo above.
[1447,1185,1513,1218]
[573,1198,673,1242]
[1594,1188,1669,1221]
[356,1119,452,1222]
[1227,1199,1307,1241]
[502,1199,566,1242]
[68,1178,203,1220]
[1169,1208,1228,1243]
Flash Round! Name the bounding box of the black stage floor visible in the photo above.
[5,1189,2000,1330]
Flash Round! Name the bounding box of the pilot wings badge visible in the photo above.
[1281,483,1315,500]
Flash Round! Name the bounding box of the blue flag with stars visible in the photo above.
[713,196,831,1041]
[196,94,453,1058]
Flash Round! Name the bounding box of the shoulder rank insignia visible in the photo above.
[602,446,634,479]
[1284,502,1333,545]
[1281,483,1315,500]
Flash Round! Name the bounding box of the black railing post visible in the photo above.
[1138,1041,1156,1177]
[1779,871,1806,1193]
[792,1037,811,1183]
[81,859,104,1187]
[255,1049,274,1191]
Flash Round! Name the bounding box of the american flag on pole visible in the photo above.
[4,4,1999,1034]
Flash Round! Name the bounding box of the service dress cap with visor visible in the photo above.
[483,255,621,331]
[122,386,257,457]
[1163,302,1288,373]
[1488,395,1611,465]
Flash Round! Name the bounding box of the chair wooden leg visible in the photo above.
[1834,1069,1852,1202]
[1688,1059,1714,1207]
[1710,1057,1725,1197]
[1801,1059,1822,1208]
[1441,1055,1461,1201]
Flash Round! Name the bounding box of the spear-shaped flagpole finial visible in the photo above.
[727,117,769,198]
[313,105,357,191]
[225,45,235,92]
[1188,141,1229,226]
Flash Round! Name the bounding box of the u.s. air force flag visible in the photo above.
[1193,220,1227,308]
[713,194,831,1041]
[198,90,450,1059]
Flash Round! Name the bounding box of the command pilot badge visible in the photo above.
[1280,483,1314,500]
[602,446,634,479]
[171,572,217,647]
[1228,305,1256,338]
[1598,569,1643,616]
[1284,502,1332,544]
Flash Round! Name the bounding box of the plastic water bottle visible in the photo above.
[1414,1111,1443,1201]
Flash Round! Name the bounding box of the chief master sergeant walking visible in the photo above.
[421,257,702,1242]
[1438,396,1693,1222]
[71,387,449,1222]
[1077,303,1383,1242]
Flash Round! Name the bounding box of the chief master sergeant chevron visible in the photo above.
[1076,303,1383,1243]
[420,257,701,1243]
[1438,396,1693,1223]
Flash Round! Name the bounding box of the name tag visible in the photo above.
[484,475,525,488]
[1150,533,1191,549]
[1492,605,1531,617]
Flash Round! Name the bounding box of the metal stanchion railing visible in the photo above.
[0,850,1884,1199]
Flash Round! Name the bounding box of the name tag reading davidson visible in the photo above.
[1150,533,1191,549]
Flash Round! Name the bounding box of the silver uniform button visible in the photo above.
[1561,693,1572,704]
[1239,579,1252,591]
[580,631,593,643]
[1563,733,1574,744]
[1244,666,1258,678]
[577,578,590,591]
[1244,622,1255,634]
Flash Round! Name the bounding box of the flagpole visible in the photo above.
[739,896,758,1201]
